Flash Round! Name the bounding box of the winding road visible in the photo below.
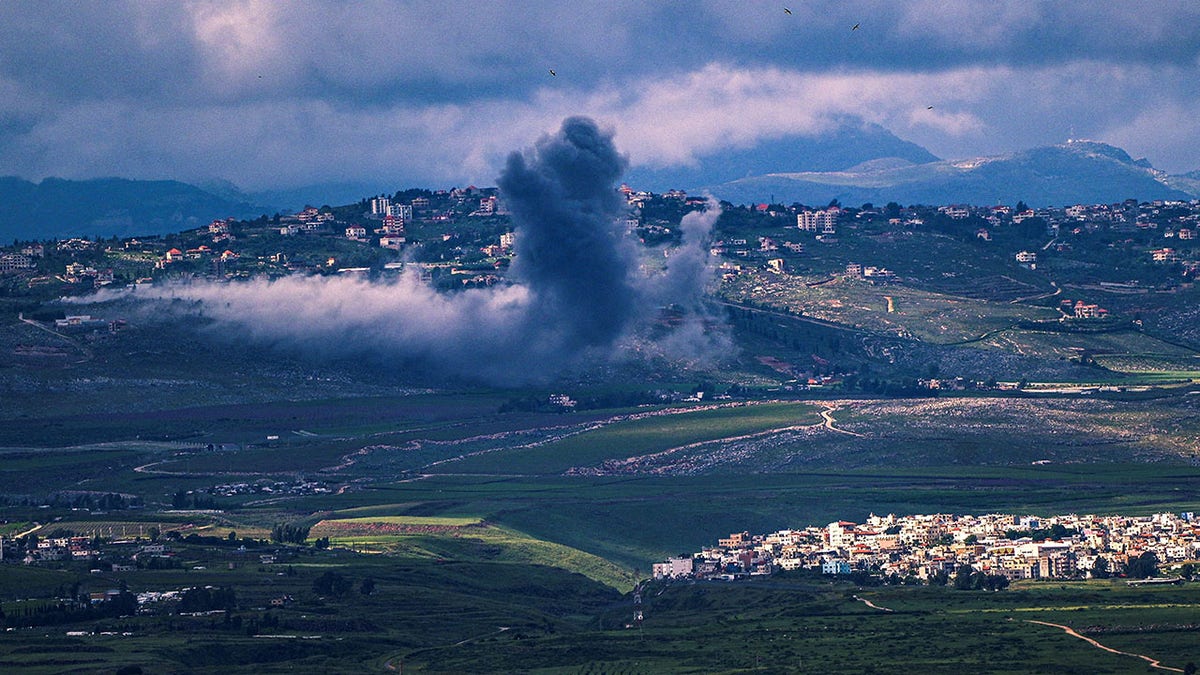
[848,598,1181,671]
[852,594,894,612]
[819,404,864,437]
[1025,619,1183,673]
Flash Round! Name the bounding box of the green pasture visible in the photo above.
[340,464,1200,572]
[0,391,516,448]
[1095,353,1200,378]
[320,514,483,527]
[317,521,637,591]
[397,576,1200,673]
[6,570,1196,674]
[0,551,623,674]
[726,271,1056,344]
[444,402,823,475]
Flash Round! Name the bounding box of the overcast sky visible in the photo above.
[3,1,1199,190]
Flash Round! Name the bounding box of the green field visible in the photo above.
[4,544,1200,674]
[396,577,1200,673]
[4,312,1200,671]
[444,402,823,475]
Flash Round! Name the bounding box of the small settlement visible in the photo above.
[655,511,1198,582]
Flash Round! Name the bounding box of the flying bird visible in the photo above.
[926,105,934,110]
[549,69,556,76]
[784,7,792,14]
[851,23,860,30]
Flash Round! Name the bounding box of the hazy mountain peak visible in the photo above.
[842,157,918,173]
[707,139,1197,207]
[624,118,938,192]
[1058,139,1137,165]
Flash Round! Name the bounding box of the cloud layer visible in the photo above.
[3,1,1200,187]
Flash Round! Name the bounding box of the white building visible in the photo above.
[0,253,35,273]
[652,556,695,579]
[370,197,390,216]
[797,209,837,232]
[389,203,413,221]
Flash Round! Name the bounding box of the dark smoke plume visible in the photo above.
[499,115,637,354]
[81,117,726,384]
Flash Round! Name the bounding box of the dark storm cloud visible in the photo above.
[84,117,725,383]
[3,1,1200,184]
[4,2,1197,108]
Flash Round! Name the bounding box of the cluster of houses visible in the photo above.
[844,262,897,282]
[5,187,1199,298]
[946,198,1199,273]
[2,535,174,571]
[1061,298,1109,319]
[654,510,1200,582]
[200,479,333,498]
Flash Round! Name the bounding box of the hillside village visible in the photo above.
[2,185,1198,295]
[2,184,1199,393]
[654,510,1195,585]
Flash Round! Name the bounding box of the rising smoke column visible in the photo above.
[499,116,638,355]
[642,197,735,364]
[83,116,727,383]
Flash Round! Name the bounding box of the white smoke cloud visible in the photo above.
[81,118,731,384]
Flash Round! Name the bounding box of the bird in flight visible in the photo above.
[549,69,556,76]
[851,23,860,30]
[926,105,934,110]
[784,7,792,14]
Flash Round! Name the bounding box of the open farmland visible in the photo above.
[385,575,1200,674]
[724,271,1058,344]
[310,515,637,590]
[441,402,823,475]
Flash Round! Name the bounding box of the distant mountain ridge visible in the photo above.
[0,177,402,243]
[0,177,272,242]
[623,120,939,193]
[703,139,1199,207]
[4,135,1196,242]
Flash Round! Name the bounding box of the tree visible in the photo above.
[1126,551,1159,579]
[147,526,160,542]
[178,586,236,613]
[272,523,311,545]
[312,570,352,597]
[360,577,375,595]
[954,565,977,590]
[1091,556,1110,579]
[981,574,1009,591]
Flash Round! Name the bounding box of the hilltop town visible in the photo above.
[2,184,1198,390]
[2,185,1197,297]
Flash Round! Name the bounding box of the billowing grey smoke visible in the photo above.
[500,116,637,353]
[83,117,727,384]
